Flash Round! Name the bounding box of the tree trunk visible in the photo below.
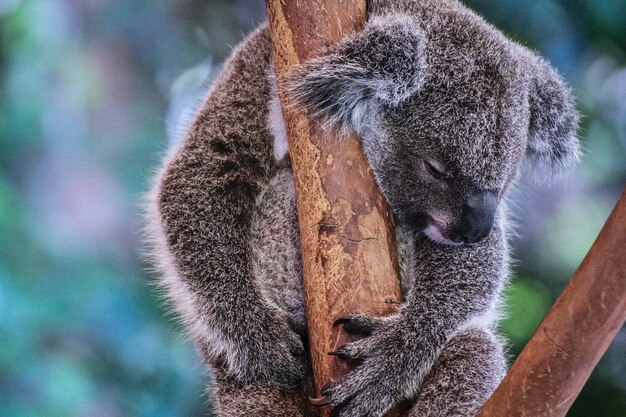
[477,188,626,417]
[265,1,405,416]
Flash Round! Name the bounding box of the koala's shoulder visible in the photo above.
[197,24,273,113]
[231,24,272,72]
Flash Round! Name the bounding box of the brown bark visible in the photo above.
[265,1,405,416]
[477,188,626,417]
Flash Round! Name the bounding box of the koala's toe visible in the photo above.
[334,313,386,336]
[329,338,375,362]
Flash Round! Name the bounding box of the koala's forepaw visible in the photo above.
[313,313,432,417]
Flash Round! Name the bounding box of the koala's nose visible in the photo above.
[451,191,498,244]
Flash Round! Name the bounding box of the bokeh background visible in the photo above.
[1,0,624,416]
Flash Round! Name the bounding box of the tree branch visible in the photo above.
[477,188,626,417]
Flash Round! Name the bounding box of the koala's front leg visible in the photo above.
[409,327,506,417]
[154,27,306,387]
[316,221,508,417]
[212,366,318,417]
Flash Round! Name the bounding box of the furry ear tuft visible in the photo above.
[525,58,580,177]
[285,15,428,134]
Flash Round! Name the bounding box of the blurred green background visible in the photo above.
[0,0,624,416]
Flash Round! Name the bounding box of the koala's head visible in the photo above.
[288,9,579,245]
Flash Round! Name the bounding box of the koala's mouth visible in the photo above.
[423,222,464,246]
[405,212,470,246]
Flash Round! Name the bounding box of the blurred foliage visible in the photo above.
[0,0,624,416]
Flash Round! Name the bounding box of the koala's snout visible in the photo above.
[450,191,498,244]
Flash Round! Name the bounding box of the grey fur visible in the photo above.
[147,1,579,416]
[286,14,429,133]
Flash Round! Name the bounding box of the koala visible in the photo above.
[147,0,579,416]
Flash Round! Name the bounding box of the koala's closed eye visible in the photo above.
[423,159,452,181]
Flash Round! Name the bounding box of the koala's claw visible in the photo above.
[328,339,371,361]
[327,350,350,360]
[309,396,331,407]
[333,316,352,326]
[321,313,429,417]
[334,313,386,336]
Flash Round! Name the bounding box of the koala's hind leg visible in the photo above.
[409,328,506,417]
[210,366,317,417]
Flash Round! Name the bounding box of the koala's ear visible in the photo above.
[285,15,427,134]
[525,58,580,176]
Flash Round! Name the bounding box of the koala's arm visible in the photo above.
[151,26,305,385]
[320,219,507,415]
[405,218,507,341]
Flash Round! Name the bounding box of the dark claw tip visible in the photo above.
[328,350,349,360]
[309,396,331,407]
[333,316,352,326]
